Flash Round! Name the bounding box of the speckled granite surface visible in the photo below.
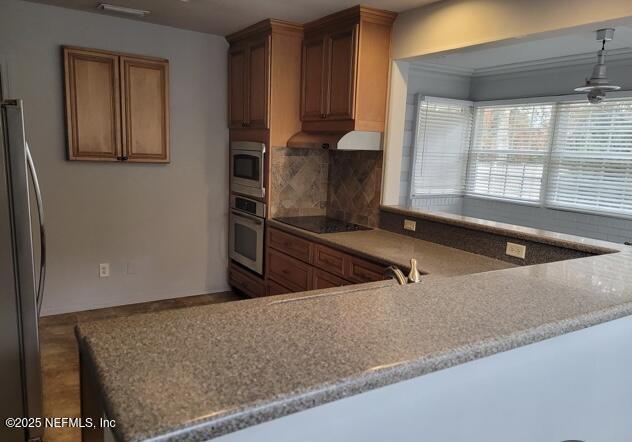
[268,219,515,276]
[381,205,624,255]
[77,245,632,442]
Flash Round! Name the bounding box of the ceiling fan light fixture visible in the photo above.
[574,28,621,103]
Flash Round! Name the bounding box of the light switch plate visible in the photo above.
[506,242,526,259]
[404,219,417,231]
[99,263,110,278]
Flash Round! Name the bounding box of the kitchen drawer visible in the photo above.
[229,263,266,297]
[313,244,346,277]
[345,256,385,283]
[267,279,293,296]
[268,227,313,263]
[268,248,313,292]
[312,269,349,290]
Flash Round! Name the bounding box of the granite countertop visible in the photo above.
[381,205,625,255]
[77,244,632,441]
[267,219,515,277]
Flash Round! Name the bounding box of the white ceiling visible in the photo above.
[413,24,632,74]
[24,0,440,36]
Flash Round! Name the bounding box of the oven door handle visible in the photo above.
[231,210,263,225]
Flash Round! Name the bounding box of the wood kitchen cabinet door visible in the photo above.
[324,25,356,121]
[246,37,270,128]
[313,244,346,278]
[299,7,395,132]
[268,248,313,292]
[301,36,326,121]
[313,269,348,290]
[228,46,247,129]
[120,56,170,163]
[64,48,121,161]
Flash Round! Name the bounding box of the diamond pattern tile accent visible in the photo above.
[327,150,383,227]
[270,147,383,226]
[270,147,328,218]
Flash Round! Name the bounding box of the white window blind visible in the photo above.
[547,99,632,216]
[410,96,473,197]
[466,103,554,202]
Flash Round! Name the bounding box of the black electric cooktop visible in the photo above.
[274,216,371,234]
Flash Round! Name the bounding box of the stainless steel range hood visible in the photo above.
[287,130,382,150]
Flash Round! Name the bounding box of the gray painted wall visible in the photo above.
[469,58,632,101]
[0,0,229,315]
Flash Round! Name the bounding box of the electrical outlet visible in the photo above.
[506,242,526,259]
[99,263,110,278]
[404,219,417,231]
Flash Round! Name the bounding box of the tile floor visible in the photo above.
[38,291,241,442]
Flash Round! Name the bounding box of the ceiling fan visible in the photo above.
[574,28,621,104]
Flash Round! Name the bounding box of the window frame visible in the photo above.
[466,101,556,204]
[408,91,632,219]
[408,95,474,199]
[466,91,632,220]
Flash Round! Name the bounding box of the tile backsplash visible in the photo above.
[270,147,383,227]
[327,150,383,227]
[270,147,328,218]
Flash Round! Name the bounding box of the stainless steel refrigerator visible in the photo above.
[1,99,46,442]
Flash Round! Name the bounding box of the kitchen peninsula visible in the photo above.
[76,216,632,442]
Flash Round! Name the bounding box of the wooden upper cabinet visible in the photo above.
[227,35,270,129]
[64,48,121,161]
[246,37,270,128]
[120,56,170,163]
[324,25,356,121]
[301,27,356,122]
[63,46,170,163]
[228,46,247,129]
[226,20,303,146]
[300,6,396,133]
[301,36,326,121]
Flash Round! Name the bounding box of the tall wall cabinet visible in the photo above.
[63,46,170,163]
[226,20,303,297]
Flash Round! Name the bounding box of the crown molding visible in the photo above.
[409,61,474,77]
[411,48,632,79]
[472,48,632,77]
[226,19,302,43]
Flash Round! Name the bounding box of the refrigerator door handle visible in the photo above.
[25,142,45,316]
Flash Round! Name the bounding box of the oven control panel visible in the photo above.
[231,195,266,218]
